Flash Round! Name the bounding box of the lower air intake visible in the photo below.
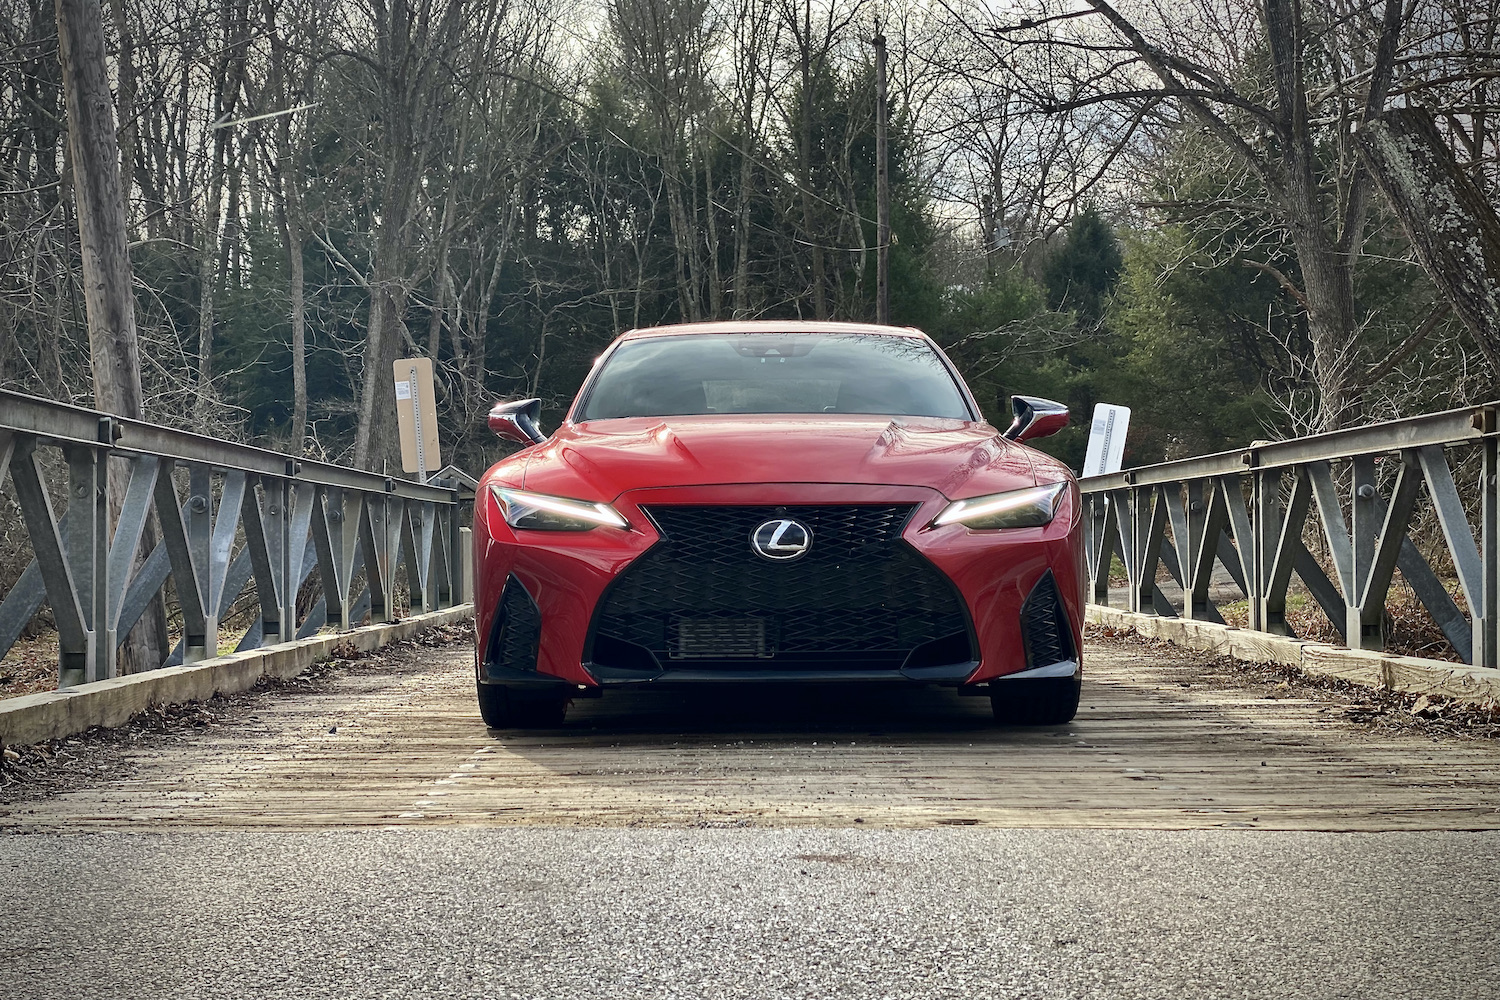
[487,575,542,672]
[1020,570,1074,669]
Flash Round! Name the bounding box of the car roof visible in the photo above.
[616,320,929,341]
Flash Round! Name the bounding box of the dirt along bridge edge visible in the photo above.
[0,605,473,748]
[8,600,1500,751]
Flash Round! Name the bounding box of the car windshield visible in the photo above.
[577,333,971,421]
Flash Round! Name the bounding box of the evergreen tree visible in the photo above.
[1043,206,1123,326]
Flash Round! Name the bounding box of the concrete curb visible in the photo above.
[1086,605,1500,706]
[0,605,474,748]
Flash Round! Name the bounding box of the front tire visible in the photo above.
[477,682,568,729]
[991,676,1081,726]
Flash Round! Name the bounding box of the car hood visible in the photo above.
[516,415,1042,502]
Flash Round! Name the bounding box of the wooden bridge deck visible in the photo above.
[3,636,1497,832]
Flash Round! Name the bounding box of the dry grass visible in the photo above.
[0,635,60,698]
[1216,590,1464,662]
[1086,623,1500,739]
[1,627,256,699]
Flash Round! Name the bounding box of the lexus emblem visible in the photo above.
[750,519,813,561]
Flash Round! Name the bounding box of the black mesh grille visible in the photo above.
[488,575,542,671]
[1020,571,1074,668]
[592,504,971,668]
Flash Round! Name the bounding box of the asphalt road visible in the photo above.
[2,827,1497,999]
[3,634,1499,998]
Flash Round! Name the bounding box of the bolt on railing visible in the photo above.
[0,390,472,689]
[1078,403,1499,667]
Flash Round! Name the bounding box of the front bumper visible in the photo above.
[474,483,1083,689]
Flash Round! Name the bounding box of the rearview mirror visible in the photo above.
[488,397,547,445]
[1003,395,1069,442]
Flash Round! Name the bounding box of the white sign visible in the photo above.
[393,358,440,480]
[1082,403,1130,477]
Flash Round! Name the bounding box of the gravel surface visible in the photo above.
[2,827,1498,999]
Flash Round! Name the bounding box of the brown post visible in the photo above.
[54,0,144,420]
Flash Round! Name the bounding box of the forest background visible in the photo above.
[5,0,1500,483]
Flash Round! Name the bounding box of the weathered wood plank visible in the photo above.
[6,635,1500,834]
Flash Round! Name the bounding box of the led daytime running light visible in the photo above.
[491,486,629,529]
[933,481,1066,528]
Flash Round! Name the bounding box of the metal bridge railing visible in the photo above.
[0,389,471,689]
[1079,403,1500,668]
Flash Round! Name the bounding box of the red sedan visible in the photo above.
[474,321,1083,727]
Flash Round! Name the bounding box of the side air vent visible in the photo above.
[1020,570,1074,669]
[487,575,542,672]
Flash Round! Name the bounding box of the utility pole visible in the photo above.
[873,22,890,325]
[55,0,144,420]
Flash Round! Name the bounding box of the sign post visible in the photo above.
[393,357,440,483]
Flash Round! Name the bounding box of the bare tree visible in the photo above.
[773,0,865,319]
[194,0,252,421]
[965,0,1413,430]
[344,0,471,470]
[257,0,321,449]
[610,0,718,321]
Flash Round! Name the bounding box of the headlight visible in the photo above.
[933,481,1067,529]
[489,486,629,531]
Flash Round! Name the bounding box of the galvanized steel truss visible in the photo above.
[0,390,469,688]
[1080,403,1500,667]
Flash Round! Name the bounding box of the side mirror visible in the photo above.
[1002,395,1069,442]
[488,397,547,445]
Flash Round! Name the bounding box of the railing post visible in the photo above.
[1249,470,1265,632]
[1348,455,1383,650]
[1480,419,1499,667]
[360,491,391,624]
[448,491,463,608]
[65,440,113,682]
[1090,493,1117,607]
[272,478,295,642]
[12,436,92,688]
[184,464,219,659]
[326,488,360,630]
[430,504,454,610]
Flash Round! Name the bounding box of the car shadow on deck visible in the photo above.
[491,681,1038,740]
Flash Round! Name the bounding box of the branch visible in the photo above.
[1082,0,1285,191]
[312,230,371,291]
[1041,87,1279,127]
[1365,305,1451,383]
[1339,0,1410,255]
[1242,258,1310,311]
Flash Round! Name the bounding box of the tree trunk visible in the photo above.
[54,0,167,673]
[1356,107,1500,394]
[733,118,755,316]
[701,127,722,319]
[195,132,226,419]
[663,146,703,322]
[107,0,136,207]
[56,0,141,417]
[273,138,309,450]
[194,0,250,422]
[1293,234,1360,431]
[353,224,409,470]
[797,23,828,320]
